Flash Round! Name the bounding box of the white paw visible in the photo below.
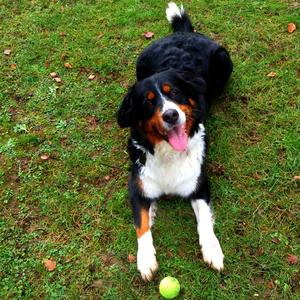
[201,236,224,271]
[137,247,158,281]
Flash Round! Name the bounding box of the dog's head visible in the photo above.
[117,70,206,151]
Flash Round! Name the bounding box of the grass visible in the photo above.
[0,0,299,299]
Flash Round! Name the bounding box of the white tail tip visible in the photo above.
[166,2,184,23]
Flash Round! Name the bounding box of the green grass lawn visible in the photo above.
[0,0,299,299]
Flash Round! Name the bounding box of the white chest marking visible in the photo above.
[139,124,206,198]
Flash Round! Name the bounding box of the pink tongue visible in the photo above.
[167,124,188,151]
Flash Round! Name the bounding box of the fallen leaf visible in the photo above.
[104,175,110,181]
[43,258,56,271]
[41,154,50,160]
[267,71,277,78]
[293,175,300,180]
[54,77,62,83]
[59,32,66,37]
[11,63,17,70]
[50,72,57,78]
[127,254,136,263]
[4,49,11,55]
[64,62,72,69]
[287,23,296,33]
[88,74,96,80]
[45,61,50,68]
[267,281,274,289]
[144,31,154,39]
[287,254,298,265]
[271,237,280,244]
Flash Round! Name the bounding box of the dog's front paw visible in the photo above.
[137,247,158,281]
[201,236,224,271]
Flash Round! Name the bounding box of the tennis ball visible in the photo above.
[159,276,180,299]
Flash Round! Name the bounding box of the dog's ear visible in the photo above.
[117,84,136,128]
[177,71,206,99]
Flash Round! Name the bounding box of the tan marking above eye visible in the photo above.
[147,91,155,100]
[162,83,171,93]
[188,98,196,107]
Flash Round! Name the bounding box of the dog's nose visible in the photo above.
[162,109,179,124]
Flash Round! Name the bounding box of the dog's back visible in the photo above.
[136,3,232,107]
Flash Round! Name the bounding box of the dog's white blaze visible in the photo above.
[155,84,186,128]
[139,124,205,198]
[137,230,158,281]
[166,2,184,23]
[191,199,224,271]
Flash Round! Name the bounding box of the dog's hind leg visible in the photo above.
[205,47,233,109]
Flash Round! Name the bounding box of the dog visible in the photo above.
[117,2,233,281]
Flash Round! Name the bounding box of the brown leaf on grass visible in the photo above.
[40,155,49,160]
[104,175,110,181]
[267,71,277,78]
[287,23,296,33]
[143,31,154,39]
[54,77,62,83]
[88,74,96,80]
[271,237,280,244]
[50,72,58,78]
[127,254,136,263]
[4,49,11,55]
[287,254,298,265]
[59,32,66,37]
[43,258,56,271]
[64,62,72,69]
[293,175,300,180]
[11,63,17,70]
[45,61,50,68]
[267,281,275,289]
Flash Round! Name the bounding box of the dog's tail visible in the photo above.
[166,2,194,33]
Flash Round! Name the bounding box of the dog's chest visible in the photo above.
[139,125,205,199]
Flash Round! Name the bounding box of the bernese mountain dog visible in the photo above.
[117,2,233,281]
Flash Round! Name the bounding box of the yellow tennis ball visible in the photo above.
[159,276,180,299]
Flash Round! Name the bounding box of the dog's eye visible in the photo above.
[169,89,179,98]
